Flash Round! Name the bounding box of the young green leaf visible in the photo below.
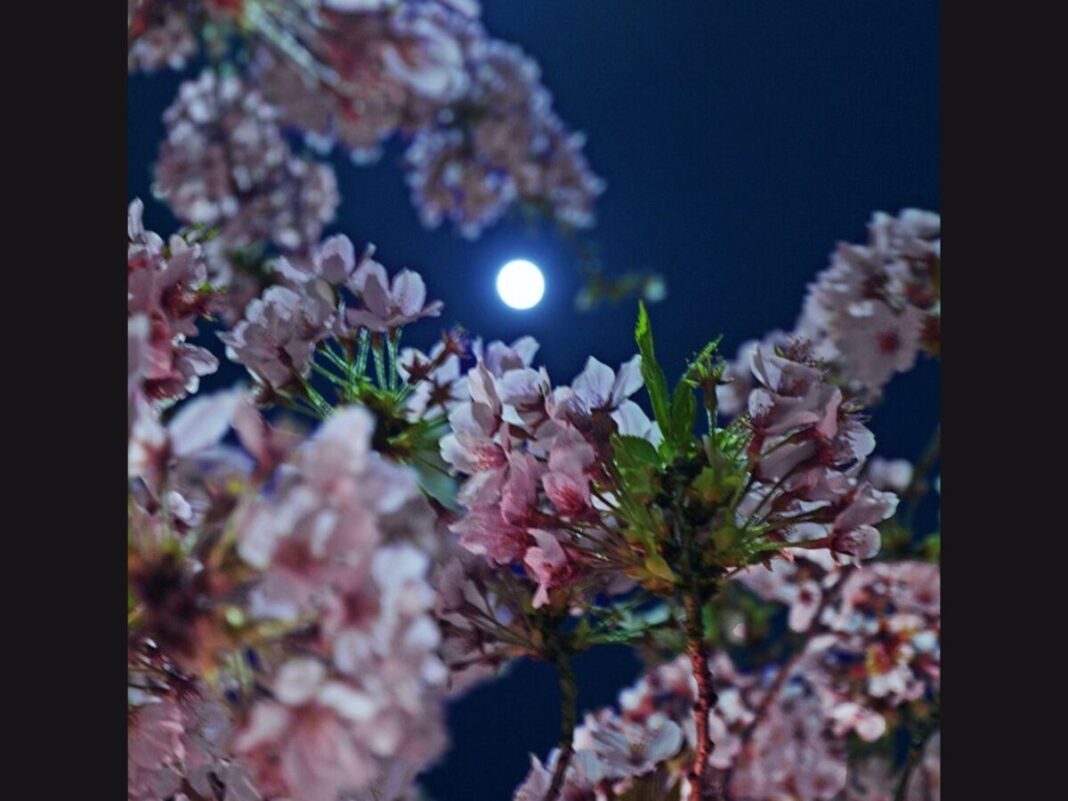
[644,551,679,585]
[668,379,697,453]
[612,433,662,470]
[634,301,672,436]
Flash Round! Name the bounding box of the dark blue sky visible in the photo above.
[128,2,939,798]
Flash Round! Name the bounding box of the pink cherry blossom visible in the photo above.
[153,69,339,305]
[577,712,684,779]
[129,388,245,496]
[220,285,334,390]
[346,248,444,331]
[864,457,914,493]
[128,199,219,404]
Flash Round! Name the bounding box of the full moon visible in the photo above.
[496,259,545,310]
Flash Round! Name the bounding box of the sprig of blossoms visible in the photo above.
[439,347,655,609]
[718,210,940,413]
[518,559,940,801]
[220,233,441,400]
[153,69,340,319]
[246,0,603,236]
[128,198,219,407]
[437,301,899,800]
[406,39,605,239]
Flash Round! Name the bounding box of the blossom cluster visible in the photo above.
[133,0,603,243]
[153,69,340,320]
[738,341,898,561]
[514,558,940,801]
[251,0,481,159]
[129,189,537,799]
[718,210,941,413]
[128,207,457,801]
[128,198,219,409]
[440,348,655,608]
[404,38,605,238]
[220,232,441,393]
[258,0,604,238]
[231,407,449,801]
[432,324,900,688]
[128,394,453,801]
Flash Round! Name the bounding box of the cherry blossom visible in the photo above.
[128,199,219,405]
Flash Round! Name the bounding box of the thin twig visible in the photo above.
[683,587,721,801]
[895,715,939,801]
[543,650,579,801]
[721,565,855,797]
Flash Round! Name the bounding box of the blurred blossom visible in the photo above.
[154,69,339,318]
[128,198,219,407]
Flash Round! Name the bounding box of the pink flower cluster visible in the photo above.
[719,210,941,413]
[128,682,261,801]
[405,39,605,239]
[127,0,202,73]
[153,69,339,312]
[220,234,441,390]
[128,198,218,408]
[229,406,450,801]
[739,342,898,562]
[252,0,479,158]
[431,540,520,694]
[249,1,603,236]
[807,561,940,712]
[440,343,653,607]
[522,559,940,801]
[729,559,940,797]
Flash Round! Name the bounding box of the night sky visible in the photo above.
[128,2,940,798]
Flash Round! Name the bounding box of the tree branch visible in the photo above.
[543,649,579,801]
[683,587,722,801]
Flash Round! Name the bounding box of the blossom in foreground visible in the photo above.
[128,683,261,801]
[128,199,218,405]
[440,343,655,609]
[232,407,448,800]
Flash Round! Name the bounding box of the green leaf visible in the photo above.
[644,551,678,584]
[920,532,940,561]
[635,301,672,435]
[612,434,662,470]
[668,379,697,451]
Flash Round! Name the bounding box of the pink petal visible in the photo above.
[168,390,242,458]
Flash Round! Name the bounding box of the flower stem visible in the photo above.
[902,425,940,531]
[544,650,578,801]
[895,714,939,801]
[683,587,721,801]
[372,336,388,390]
[721,565,855,797]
